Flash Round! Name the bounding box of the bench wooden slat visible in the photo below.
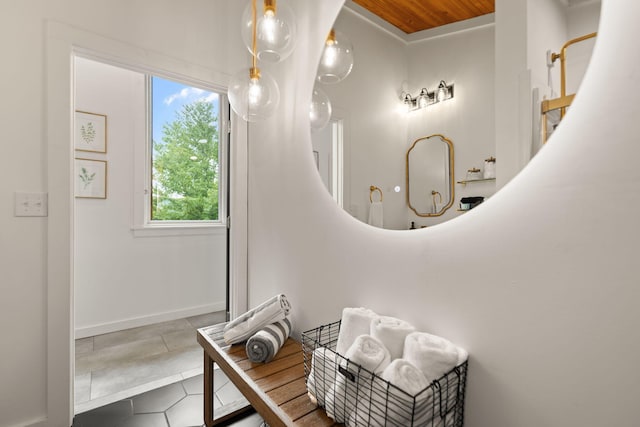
[254,363,306,392]
[294,408,340,426]
[281,393,324,422]
[245,352,304,381]
[267,377,309,406]
[198,327,344,427]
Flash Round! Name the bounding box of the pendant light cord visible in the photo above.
[251,0,258,73]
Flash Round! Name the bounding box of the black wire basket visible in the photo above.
[302,320,467,427]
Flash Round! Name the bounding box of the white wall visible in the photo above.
[247,1,640,427]
[527,0,568,97]
[566,2,600,94]
[407,26,496,227]
[73,57,226,338]
[0,1,246,425]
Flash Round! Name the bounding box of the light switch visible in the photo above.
[14,192,48,217]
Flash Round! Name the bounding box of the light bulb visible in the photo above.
[418,89,430,109]
[437,81,449,102]
[241,0,297,63]
[228,67,280,122]
[317,29,354,84]
[310,85,332,132]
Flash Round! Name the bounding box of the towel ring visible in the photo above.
[370,185,383,203]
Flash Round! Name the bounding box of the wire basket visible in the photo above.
[302,320,467,427]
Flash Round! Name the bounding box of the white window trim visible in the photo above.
[132,73,229,237]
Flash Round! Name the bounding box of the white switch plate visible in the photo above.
[14,192,48,217]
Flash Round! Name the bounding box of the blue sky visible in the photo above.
[152,76,220,145]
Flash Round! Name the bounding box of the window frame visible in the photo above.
[132,72,229,237]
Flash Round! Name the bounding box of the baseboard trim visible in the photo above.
[74,301,225,339]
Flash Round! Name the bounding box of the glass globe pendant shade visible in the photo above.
[228,67,280,122]
[309,85,332,132]
[317,29,354,84]
[241,0,297,63]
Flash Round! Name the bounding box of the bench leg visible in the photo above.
[204,352,215,427]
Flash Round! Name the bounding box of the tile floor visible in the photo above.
[72,372,265,427]
[75,311,230,414]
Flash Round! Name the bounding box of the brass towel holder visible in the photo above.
[369,185,383,203]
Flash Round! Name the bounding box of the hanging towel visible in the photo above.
[403,332,464,383]
[245,316,292,363]
[223,294,291,344]
[368,201,384,228]
[370,316,416,361]
[336,307,378,356]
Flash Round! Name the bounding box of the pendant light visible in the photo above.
[241,0,296,63]
[317,29,354,84]
[229,0,280,122]
[309,85,332,132]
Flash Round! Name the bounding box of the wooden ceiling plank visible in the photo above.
[351,0,495,34]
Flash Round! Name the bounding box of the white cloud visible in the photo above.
[164,87,207,105]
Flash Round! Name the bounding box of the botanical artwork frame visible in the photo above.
[75,110,107,153]
[75,158,107,199]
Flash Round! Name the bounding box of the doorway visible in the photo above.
[73,56,230,413]
[311,118,344,207]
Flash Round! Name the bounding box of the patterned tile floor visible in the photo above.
[75,312,227,413]
[72,372,264,427]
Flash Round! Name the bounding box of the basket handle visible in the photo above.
[338,365,356,382]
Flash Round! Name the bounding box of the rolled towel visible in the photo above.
[336,307,377,356]
[403,332,461,383]
[245,317,292,363]
[344,334,391,375]
[381,359,430,395]
[223,294,291,344]
[351,359,432,427]
[370,315,416,360]
[325,335,390,423]
[306,347,337,407]
[325,374,353,423]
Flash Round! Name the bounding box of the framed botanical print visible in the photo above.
[75,110,107,153]
[75,158,107,199]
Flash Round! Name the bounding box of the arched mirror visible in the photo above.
[406,134,454,217]
[311,1,601,230]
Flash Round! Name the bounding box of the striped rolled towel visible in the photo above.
[245,317,292,363]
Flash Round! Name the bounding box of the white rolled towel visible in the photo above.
[306,347,337,407]
[403,332,462,383]
[223,294,291,345]
[382,359,430,395]
[370,315,416,361]
[335,307,377,356]
[325,335,391,424]
[344,334,391,375]
[350,359,431,427]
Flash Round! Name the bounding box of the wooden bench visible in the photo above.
[197,324,343,427]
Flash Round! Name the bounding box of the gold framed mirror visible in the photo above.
[406,134,455,217]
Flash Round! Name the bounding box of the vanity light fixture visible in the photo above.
[229,0,280,122]
[401,80,454,112]
[240,0,297,63]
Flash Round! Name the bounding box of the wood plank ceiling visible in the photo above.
[352,0,495,34]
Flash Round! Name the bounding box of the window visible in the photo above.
[149,76,226,224]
